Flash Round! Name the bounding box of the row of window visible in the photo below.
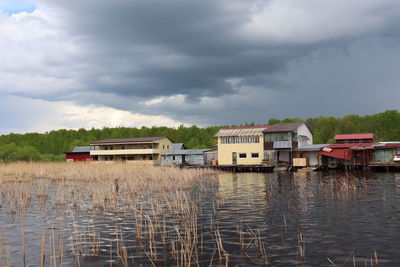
[102,155,154,161]
[103,145,155,150]
[264,133,289,142]
[238,153,259,158]
[220,136,260,144]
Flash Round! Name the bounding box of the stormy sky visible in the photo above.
[1,0,400,134]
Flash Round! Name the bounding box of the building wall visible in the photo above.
[374,149,395,163]
[204,150,218,165]
[92,137,172,164]
[66,153,91,162]
[161,154,205,166]
[293,151,320,167]
[217,136,264,165]
[297,124,313,147]
[158,138,173,158]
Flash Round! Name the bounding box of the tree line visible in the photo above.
[0,110,399,162]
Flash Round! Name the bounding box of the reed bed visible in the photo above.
[0,163,383,266]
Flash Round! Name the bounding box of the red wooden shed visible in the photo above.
[65,146,92,162]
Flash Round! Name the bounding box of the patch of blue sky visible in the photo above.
[0,0,36,15]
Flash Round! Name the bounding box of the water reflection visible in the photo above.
[2,171,400,266]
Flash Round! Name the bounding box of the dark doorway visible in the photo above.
[232,152,237,165]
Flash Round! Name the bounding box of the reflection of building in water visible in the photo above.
[217,173,273,203]
[292,171,317,213]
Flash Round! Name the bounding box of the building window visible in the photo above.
[173,156,176,160]
[150,156,153,160]
[251,153,259,158]
[167,145,169,149]
[265,133,289,142]
[239,153,246,158]
[163,145,165,149]
[220,136,260,144]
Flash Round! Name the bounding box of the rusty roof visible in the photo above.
[334,133,374,140]
[327,143,376,150]
[91,136,168,145]
[263,122,305,133]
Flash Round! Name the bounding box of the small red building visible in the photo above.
[320,134,376,168]
[65,146,92,162]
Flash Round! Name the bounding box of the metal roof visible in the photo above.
[71,146,91,153]
[327,143,376,150]
[263,122,305,133]
[295,144,330,151]
[334,133,374,140]
[162,149,211,156]
[374,142,400,148]
[91,136,168,145]
[216,126,269,137]
[172,143,186,150]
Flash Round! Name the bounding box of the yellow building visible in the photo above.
[90,136,172,165]
[216,126,270,165]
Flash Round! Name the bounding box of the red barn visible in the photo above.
[65,146,92,162]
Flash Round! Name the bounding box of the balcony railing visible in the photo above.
[90,149,160,156]
[273,141,292,149]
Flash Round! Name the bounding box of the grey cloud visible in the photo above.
[2,0,400,131]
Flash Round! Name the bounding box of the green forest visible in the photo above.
[0,110,399,162]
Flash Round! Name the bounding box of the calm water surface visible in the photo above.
[2,171,400,266]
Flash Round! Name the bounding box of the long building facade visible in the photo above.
[90,136,172,165]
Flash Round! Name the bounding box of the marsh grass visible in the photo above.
[0,162,382,266]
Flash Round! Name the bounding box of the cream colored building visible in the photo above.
[216,126,270,165]
[90,136,172,165]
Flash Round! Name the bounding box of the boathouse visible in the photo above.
[263,122,313,167]
[292,144,329,169]
[161,143,211,166]
[320,134,376,169]
[370,142,400,168]
[90,136,173,165]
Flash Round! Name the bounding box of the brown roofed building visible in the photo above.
[263,122,313,167]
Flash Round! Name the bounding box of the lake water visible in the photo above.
[2,170,400,266]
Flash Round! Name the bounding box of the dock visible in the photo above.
[183,165,274,173]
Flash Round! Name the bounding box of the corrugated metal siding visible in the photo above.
[161,154,205,166]
[374,150,394,163]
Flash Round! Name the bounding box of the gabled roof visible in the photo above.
[91,136,168,145]
[263,122,305,133]
[172,143,186,150]
[67,146,91,153]
[215,125,270,137]
[334,133,374,140]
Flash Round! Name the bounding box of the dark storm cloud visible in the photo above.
[3,0,400,131]
[38,0,328,100]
